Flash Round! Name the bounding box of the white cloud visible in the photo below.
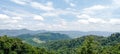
[30,2,54,11]
[36,23,45,26]
[84,5,107,11]
[109,0,120,9]
[64,0,75,7]
[46,2,53,7]
[112,0,120,6]
[70,3,76,7]
[83,5,108,14]
[12,17,23,20]
[5,20,18,23]
[77,16,120,26]
[81,0,120,17]
[78,18,107,24]
[11,0,27,5]
[47,24,67,30]
[2,9,35,18]
[109,19,120,24]
[11,0,55,11]
[42,9,76,17]
[77,14,107,24]
[77,14,90,19]
[42,12,58,17]
[88,18,106,24]
[0,14,10,20]
[78,19,89,24]
[0,14,22,24]
[42,10,65,17]
[33,15,44,21]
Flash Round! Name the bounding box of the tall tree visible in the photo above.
[77,36,100,54]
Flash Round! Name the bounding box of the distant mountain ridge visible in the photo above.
[0,29,114,38]
[0,29,46,36]
[53,31,113,38]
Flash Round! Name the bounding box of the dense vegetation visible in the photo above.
[44,35,104,49]
[0,35,55,54]
[42,33,120,54]
[15,32,70,46]
[0,33,120,54]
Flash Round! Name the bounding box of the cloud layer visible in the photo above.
[0,0,120,32]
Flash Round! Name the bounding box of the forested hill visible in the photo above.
[0,36,55,54]
[43,33,120,50]
[0,33,120,54]
[41,33,120,54]
[15,32,70,46]
[44,35,105,50]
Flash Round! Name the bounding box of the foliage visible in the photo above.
[0,35,55,54]
[43,33,120,54]
[15,32,70,46]
[1,33,120,54]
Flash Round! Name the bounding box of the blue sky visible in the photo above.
[0,0,120,32]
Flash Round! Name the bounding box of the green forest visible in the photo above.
[0,33,120,54]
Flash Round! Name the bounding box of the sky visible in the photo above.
[0,0,120,32]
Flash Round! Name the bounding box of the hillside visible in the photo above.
[37,33,120,54]
[15,32,70,46]
[1,33,120,54]
[0,36,55,54]
[43,33,120,50]
[44,35,105,50]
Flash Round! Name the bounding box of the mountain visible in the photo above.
[1,33,120,54]
[102,33,120,45]
[15,32,70,46]
[43,33,120,50]
[0,36,55,54]
[0,29,46,36]
[44,35,105,50]
[52,31,113,38]
[0,29,113,38]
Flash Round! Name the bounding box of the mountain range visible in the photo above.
[0,29,120,54]
[0,29,114,38]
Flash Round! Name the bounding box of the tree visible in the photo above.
[0,35,55,54]
[77,36,100,54]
